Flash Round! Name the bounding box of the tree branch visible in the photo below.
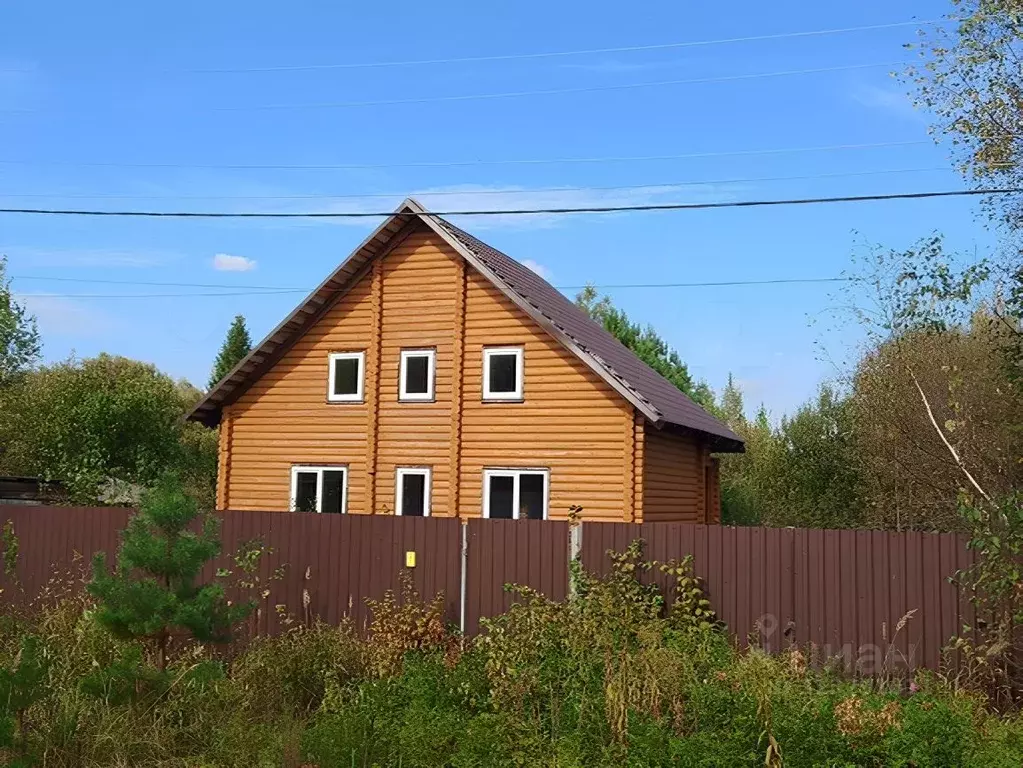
[908,367,993,503]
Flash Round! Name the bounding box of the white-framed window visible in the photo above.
[482,346,523,401]
[327,351,365,402]
[290,465,348,514]
[483,468,549,520]
[395,467,432,517]
[399,348,436,402]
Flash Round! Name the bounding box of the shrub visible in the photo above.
[232,620,365,718]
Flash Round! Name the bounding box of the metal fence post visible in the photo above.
[459,521,468,634]
[568,521,582,597]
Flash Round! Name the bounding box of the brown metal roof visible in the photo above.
[188,199,743,452]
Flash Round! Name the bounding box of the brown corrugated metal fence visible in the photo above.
[463,518,570,636]
[0,506,976,671]
[0,506,463,634]
[580,523,975,673]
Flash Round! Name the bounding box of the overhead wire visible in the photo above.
[0,18,947,76]
[13,277,854,300]
[0,140,940,171]
[186,19,946,73]
[0,188,1017,218]
[212,61,906,111]
[0,166,953,201]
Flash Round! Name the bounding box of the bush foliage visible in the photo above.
[2,544,1023,767]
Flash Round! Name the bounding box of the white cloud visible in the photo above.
[212,253,257,272]
[521,259,553,280]
[17,295,110,336]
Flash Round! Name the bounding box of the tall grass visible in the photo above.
[2,549,1023,767]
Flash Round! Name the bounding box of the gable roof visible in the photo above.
[188,199,743,452]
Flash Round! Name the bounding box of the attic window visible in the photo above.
[483,347,523,401]
[328,352,364,402]
[399,349,435,401]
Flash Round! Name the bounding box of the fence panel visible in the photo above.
[580,521,975,673]
[464,518,569,637]
[0,506,979,672]
[208,511,464,633]
[0,506,463,634]
[0,505,132,605]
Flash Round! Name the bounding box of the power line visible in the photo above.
[0,188,1016,219]
[0,140,938,171]
[212,61,904,111]
[0,166,952,201]
[0,18,945,76]
[14,276,853,299]
[1,60,907,114]
[187,19,944,73]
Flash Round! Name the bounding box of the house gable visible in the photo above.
[219,223,635,518]
[191,200,741,455]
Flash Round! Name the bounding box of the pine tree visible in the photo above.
[208,315,252,389]
[88,476,251,672]
[575,285,713,406]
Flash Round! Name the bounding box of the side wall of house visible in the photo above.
[219,223,635,520]
[641,425,712,523]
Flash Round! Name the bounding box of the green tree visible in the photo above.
[838,239,1023,530]
[575,285,713,406]
[209,315,252,389]
[765,385,865,529]
[715,375,772,526]
[716,379,865,529]
[88,476,251,672]
[0,256,41,387]
[0,354,217,503]
[908,1,1023,228]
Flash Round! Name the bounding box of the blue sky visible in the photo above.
[0,0,999,418]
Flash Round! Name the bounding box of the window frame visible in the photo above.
[398,348,436,402]
[395,466,432,517]
[482,346,524,401]
[482,467,549,520]
[289,465,349,514]
[327,351,365,403]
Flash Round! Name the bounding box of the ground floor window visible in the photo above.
[290,465,347,513]
[483,468,549,520]
[396,467,432,516]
